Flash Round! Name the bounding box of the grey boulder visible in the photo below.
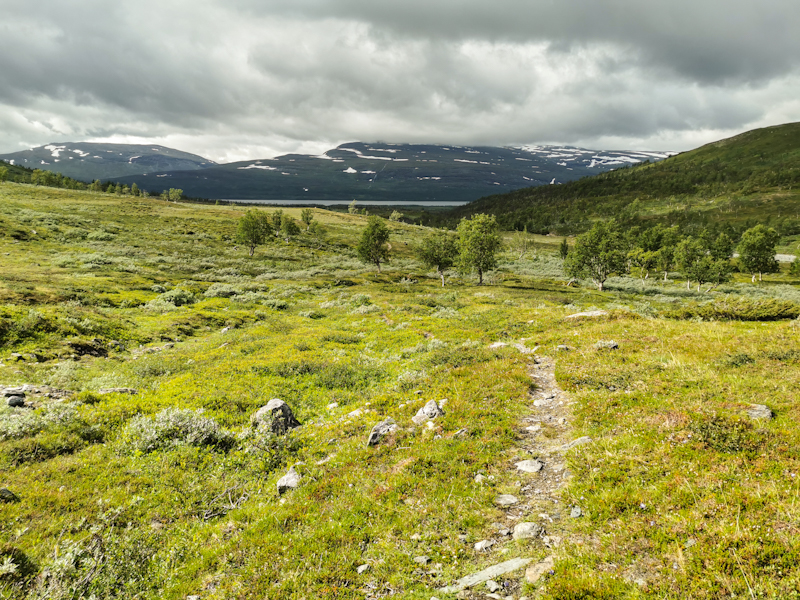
[0,488,20,503]
[367,418,398,446]
[7,395,25,408]
[253,399,301,435]
[412,400,444,426]
[512,522,543,540]
[276,466,302,495]
[747,404,774,420]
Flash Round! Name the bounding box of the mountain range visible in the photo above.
[0,142,673,204]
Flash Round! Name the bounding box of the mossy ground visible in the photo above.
[1,183,800,598]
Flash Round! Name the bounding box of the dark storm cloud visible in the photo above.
[0,1,797,160]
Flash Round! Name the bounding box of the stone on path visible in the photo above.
[367,418,398,446]
[474,540,495,552]
[515,459,544,474]
[525,556,554,584]
[412,400,445,426]
[486,580,501,592]
[512,522,543,540]
[494,494,519,506]
[252,399,301,435]
[439,557,532,593]
[565,310,608,320]
[276,466,302,495]
[747,404,774,420]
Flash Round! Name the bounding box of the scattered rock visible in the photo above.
[326,402,339,410]
[413,555,431,565]
[486,580,500,592]
[533,398,550,407]
[488,342,508,349]
[367,418,398,446]
[512,522,543,540]
[561,436,593,451]
[440,557,532,593]
[474,540,495,552]
[556,345,570,352]
[594,340,619,350]
[347,408,364,418]
[276,467,302,495]
[570,506,582,518]
[1,388,25,397]
[412,400,445,425]
[565,310,608,320]
[356,564,370,574]
[515,459,544,474]
[474,474,487,484]
[0,488,20,503]
[454,428,469,438]
[525,423,541,433]
[747,404,774,420]
[252,399,301,435]
[10,353,25,362]
[7,395,25,408]
[525,555,554,584]
[494,494,519,507]
[511,343,537,355]
[98,387,138,395]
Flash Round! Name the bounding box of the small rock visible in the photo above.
[276,466,302,495]
[98,387,138,395]
[474,539,495,552]
[367,418,398,446]
[533,399,550,407]
[525,423,541,433]
[7,395,25,408]
[326,402,339,410]
[494,494,519,506]
[10,353,25,362]
[454,428,469,438]
[410,533,422,541]
[515,459,544,474]
[594,340,619,350]
[356,564,370,574]
[412,400,445,425]
[440,558,532,593]
[570,506,582,518]
[525,555,554,584]
[747,404,774,420]
[486,580,500,592]
[0,488,20,503]
[556,345,570,352]
[512,522,543,540]
[252,399,301,435]
[488,342,508,349]
[561,436,593,451]
[565,310,608,319]
[414,555,430,565]
[347,408,364,418]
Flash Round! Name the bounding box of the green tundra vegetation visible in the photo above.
[2,151,800,600]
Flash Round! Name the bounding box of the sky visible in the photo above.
[1,1,798,163]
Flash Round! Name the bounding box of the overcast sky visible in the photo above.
[1,1,798,162]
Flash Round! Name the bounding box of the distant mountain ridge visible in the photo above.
[116,142,673,203]
[0,143,215,181]
[1,141,674,203]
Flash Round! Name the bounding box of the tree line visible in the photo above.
[564,222,785,292]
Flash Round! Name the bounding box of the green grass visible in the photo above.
[2,182,800,598]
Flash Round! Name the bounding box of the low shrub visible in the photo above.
[118,408,234,454]
[689,414,766,455]
[666,297,800,321]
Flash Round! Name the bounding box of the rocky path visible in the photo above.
[442,354,586,599]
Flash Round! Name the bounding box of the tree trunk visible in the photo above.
[664,271,668,282]
[752,273,756,283]
[759,272,763,281]
[249,245,255,256]
[376,261,382,273]
[478,268,483,285]
[597,280,604,291]
[440,271,445,287]
[687,279,691,290]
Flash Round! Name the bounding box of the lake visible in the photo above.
[219,199,469,207]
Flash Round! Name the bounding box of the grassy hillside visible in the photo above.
[2,182,800,598]
[451,122,800,234]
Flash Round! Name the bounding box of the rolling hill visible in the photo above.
[449,122,800,233]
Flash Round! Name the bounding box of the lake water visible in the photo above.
[219,199,469,207]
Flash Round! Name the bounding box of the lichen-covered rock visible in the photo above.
[276,466,302,495]
[367,418,398,446]
[0,488,20,503]
[252,399,301,435]
[412,400,444,426]
[747,404,774,420]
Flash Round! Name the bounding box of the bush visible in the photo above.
[665,297,800,321]
[689,414,766,455]
[118,408,234,454]
[204,283,240,298]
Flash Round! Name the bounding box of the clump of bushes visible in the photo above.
[689,414,767,455]
[144,288,196,312]
[118,408,234,454]
[666,297,800,321]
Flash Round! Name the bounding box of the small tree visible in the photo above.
[564,221,626,291]
[168,188,183,202]
[0,166,7,182]
[456,214,502,285]
[271,209,284,231]
[559,237,569,261]
[236,210,273,256]
[416,230,458,287]
[280,214,301,239]
[300,208,314,230]
[131,183,140,197]
[357,215,390,272]
[389,210,404,222]
[348,199,358,214]
[738,224,780,282]
[675,236,732,292]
